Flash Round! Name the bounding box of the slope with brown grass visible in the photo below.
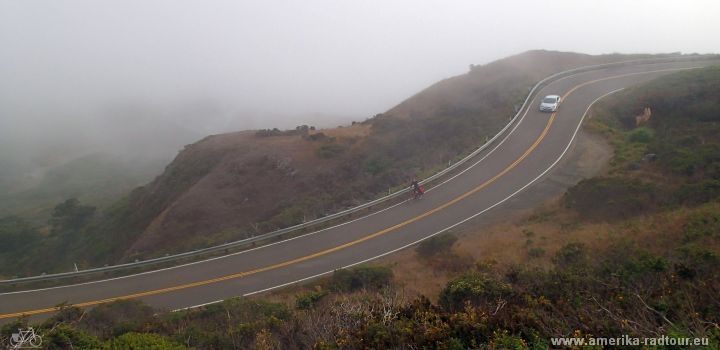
[108,51,682,262]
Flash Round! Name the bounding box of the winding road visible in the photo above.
[2,58,719,322]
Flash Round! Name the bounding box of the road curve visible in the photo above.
[2,59,719,322]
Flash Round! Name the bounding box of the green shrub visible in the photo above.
[489,330,530,350]
[163,297,291,348]
[81,300,155,339]
[331,265,393,292]
[441,337,467,350]
[552,242,587,268]
[527,247,545,258]
[682,206,720,241]
[677,244,719,272]
[295,289,328,310]
[364,155,392,176]
[214,297,291,322]
[0,318,28,341]
[267,205,305,229]
[657,147,703,176]
[415,233,458,257]
[42,324,104,350]
[674,180,720,205]
[627,127,655,143]
[49,198,96,234]
[438,273,512,311]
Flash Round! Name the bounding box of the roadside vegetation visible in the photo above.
[570,65,720,220]
[3,64,719,348]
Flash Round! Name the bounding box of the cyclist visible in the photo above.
[410,178,424,199]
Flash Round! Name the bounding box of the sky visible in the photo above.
[1,0,719,164]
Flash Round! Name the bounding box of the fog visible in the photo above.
[1,0,719,180]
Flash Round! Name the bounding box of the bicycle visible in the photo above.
[9,327,42,349]
[410,186,424,200]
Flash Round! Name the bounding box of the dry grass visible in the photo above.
[380,248,453,300]
[376,197,720,299]
[315,123,371,139]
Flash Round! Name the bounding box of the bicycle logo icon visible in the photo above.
[9,328,42,349]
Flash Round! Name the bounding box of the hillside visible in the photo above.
[0,50,685,275]
[116,51,668,260]
[5,63,719,349]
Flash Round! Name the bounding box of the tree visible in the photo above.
[49,198,96,234]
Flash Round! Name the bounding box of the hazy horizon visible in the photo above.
[1,0,719,171]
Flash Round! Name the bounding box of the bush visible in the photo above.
[295,289,328,310]
[527,247,545,258]
[43,324,104,350]
[682,205,720,242]
[49,198,96,233]
[657,147,703,176]
[438,273,512,311]
[415,233,458,257]
[553,242,587,269]
[81,300,155,339]
[214,297,291,322]
[255,128,283,137]
[628,127,655,143]
[364,155,392,176]
[489,330,530,350]
[330,265,393,292]
[674,180,720,205]
[159,297,290,349]
[0,318,28,343]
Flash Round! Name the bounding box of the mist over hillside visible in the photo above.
[0,94,361,221]
[0,98,361,190]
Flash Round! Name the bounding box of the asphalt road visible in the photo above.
[2,59,719,322]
